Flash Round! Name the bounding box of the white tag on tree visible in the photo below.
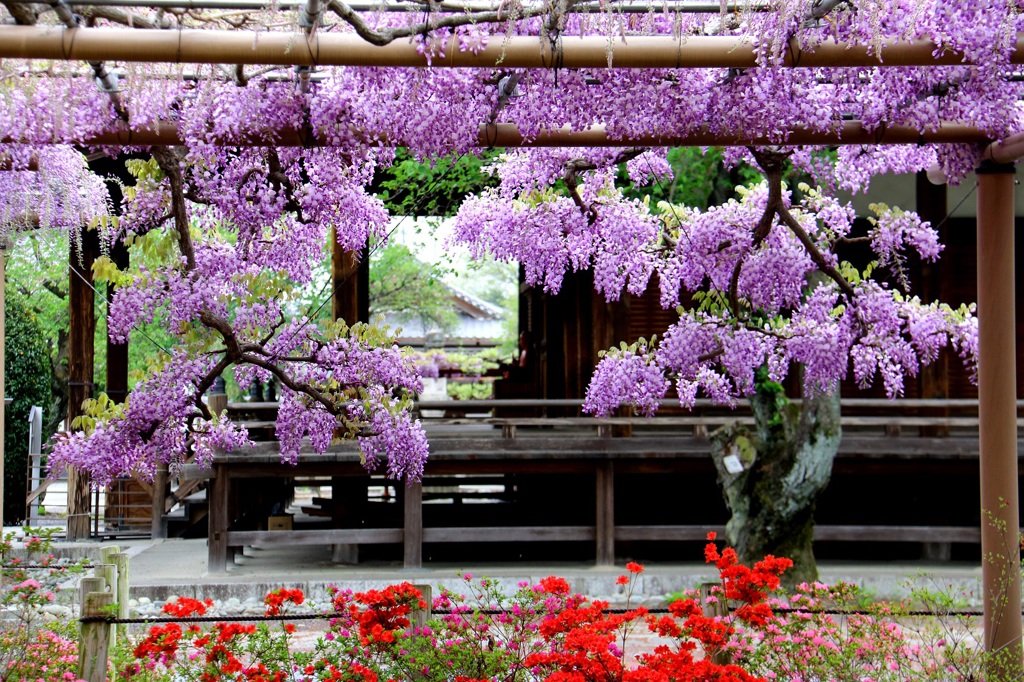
[723,454,744,474]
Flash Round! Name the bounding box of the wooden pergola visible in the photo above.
[0,16,1020,671]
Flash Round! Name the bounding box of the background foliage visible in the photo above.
[4,289,52,523]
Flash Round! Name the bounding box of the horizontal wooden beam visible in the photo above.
[228,524,980,548]
[422,525,595,542]
[616,524,982,543]
[227,528,403,546]
[813,524,981,543]
[0,26,1019,69]
[51,121,995,149]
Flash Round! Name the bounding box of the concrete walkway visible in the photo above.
[36,537,986,607]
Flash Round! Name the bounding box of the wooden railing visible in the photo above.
[184,397,1007,571]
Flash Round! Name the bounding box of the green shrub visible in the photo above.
[4,289,52,525]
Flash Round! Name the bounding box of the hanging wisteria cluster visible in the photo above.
[0,0,1016,483]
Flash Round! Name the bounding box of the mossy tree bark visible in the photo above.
[711,377,841,588]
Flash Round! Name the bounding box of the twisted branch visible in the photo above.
[562,147,647,223]
[727,148,789,320]
[326,0,549,46]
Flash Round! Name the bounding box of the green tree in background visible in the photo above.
[621,147,763,209]
[4,289,52,524]
[376,151,500,217]
[369,242,459,337]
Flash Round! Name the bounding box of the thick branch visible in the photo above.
[190,355,235,422]
[150,147,197,272]
[563,161,598,224]
[1,0,41,23]
[266,147,307,222]
[42,279,68,299]
[1,0,40,23]
[490,71,523,123]
[727,148,788,319]
[239,351,340,413]
[777,203,856,298]
[809,0,847,20]
[563,147,647,222]
[77,5,160,28]
[698,347,724,363]
[326,0,546,46]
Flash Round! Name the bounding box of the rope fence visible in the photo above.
[79,604,992,626]
[2,550,990,681]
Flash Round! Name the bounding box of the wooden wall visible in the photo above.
[517,215,1021,405]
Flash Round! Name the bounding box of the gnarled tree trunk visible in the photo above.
[711,381,841,588]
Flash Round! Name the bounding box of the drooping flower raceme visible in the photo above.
[0,0,1006,483]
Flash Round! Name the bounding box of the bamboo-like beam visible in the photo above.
[0,25,1019,68]
[982,130,1024,166]
[6,0,766,11]
[47,120,996,148]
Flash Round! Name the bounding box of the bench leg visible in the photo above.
[922,542,952,561]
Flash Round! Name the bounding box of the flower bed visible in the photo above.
[0,532,1003,682]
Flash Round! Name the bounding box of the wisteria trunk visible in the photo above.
[711,384,841,588]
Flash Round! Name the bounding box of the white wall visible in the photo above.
[840,168,1024,220]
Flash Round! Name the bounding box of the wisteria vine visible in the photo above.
[0,0,1011,483]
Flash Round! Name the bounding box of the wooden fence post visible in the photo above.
[78,590,113,682]
[78,576,106,613]
[92,563,116,653]
[77,573,112,679]
[113,552,130,644]
[700,581,729,665]
[411,584,432,631]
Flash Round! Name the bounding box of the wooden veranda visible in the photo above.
[181,397,1014,572]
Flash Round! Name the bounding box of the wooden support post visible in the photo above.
[976,162,1023,681]
[331,233,369,325]
[77,590,113,682]
[411,584,432,631]
[94,564,116,595]
[403,480,423,568]
[331,234,369,562]
[208,392,228,418]
[330,476,366,565]
[208,464,230,573]
[100,545,120,565]
[151,463,168,540]
[67,230,98,540]
[595,461,614,565]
